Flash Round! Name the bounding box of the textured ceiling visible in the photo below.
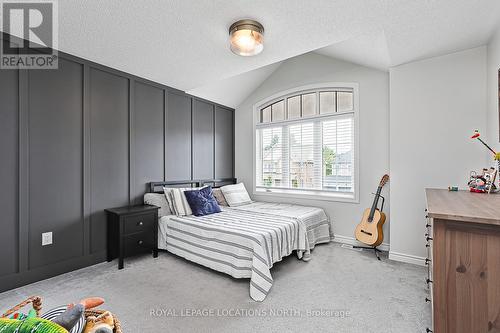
[315,31,392,71]
[53,1,500,106]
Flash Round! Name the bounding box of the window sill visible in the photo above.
[253,188,359,203]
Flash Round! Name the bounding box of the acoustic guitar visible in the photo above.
[354,174,389,247]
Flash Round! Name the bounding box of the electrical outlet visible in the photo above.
[42,232,53,246]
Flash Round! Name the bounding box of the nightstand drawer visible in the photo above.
[123,232,154,257]
[123,213,155,235]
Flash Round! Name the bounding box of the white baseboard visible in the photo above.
[388,251,426,266]
[332,235,426,266]
[332,234,390,252]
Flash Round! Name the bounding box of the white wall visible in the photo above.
[389,47,487,261]
[235,52,390,247]
[487,26,500,153]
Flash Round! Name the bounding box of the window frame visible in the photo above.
[252,83,360,203]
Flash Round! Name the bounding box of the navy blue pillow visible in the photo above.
[184,186,222,216]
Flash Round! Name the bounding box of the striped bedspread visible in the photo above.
[160,202,331,301]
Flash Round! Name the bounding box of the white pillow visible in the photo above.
[144,193,171,217]
[220,183,252,207]
[163,186,205,216]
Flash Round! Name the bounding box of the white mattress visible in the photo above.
[157,202,331,301]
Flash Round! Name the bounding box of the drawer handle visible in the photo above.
[425,224,431,228]
[426,237,433,242]
[425,258,431,265]
[425,297,431,303]
[426,328,433,333]
[426,278,433,284]
[138,221,144,226]
[137,240,143,245]
[426,243,430,248]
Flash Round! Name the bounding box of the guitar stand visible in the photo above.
[352,246,382,260]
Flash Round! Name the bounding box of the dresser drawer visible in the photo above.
[123,232,154,257]
[123,213,155,235]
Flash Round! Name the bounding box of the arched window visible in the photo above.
[254,83,359,201]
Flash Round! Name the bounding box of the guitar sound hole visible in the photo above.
[361,230,373,236]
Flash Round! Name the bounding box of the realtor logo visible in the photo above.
[1,0,58,69]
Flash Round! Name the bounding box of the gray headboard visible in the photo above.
[149,178,237,194]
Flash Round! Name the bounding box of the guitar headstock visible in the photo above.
[379,174,389,187]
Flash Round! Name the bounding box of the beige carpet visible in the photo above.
[0,243,431,332]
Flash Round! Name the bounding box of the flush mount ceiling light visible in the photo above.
[229,19,264,56]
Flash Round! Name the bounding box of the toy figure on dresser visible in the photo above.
[468,168,497,193]
[471,130,500,190]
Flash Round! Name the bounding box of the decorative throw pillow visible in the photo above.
[144,193,171,217]
[212,188,229,206]
[220,183,252,207]
[163,187,176,213]
[184,187,221,216]
[163,186,205,216]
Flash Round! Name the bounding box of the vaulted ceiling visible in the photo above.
[55,1,500,107]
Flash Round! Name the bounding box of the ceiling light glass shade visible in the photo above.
[229,20,264,56]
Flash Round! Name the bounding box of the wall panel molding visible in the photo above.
[18,68,29,273]
[83,63,91,256]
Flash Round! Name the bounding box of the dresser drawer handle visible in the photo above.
[137,240,143,245]
[426,278,433,284]
[425,224,431,228]
[426,237,433,242]
[425,297,431,303]
[137,221,144,226]
[425,258,431,265]
[426,243,430,248]
[426,328,433,333]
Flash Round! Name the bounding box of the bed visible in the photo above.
[149,179,332,301]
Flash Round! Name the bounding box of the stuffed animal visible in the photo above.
[0,297,106,333]
[52,298,104,331]
[8,309,37,320]
[0,317,68,333]
[83,311,114,333]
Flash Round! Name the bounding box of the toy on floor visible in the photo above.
[83,311,115,333]
[0,317,69,333]
[51,298,105,331]
[0,297,106,333]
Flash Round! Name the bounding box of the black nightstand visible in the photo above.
[105,204,160,269]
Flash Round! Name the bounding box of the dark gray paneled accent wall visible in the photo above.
[132,82,165,205]
[215,106,235,179]
[0,34,234,292]
[165,91,192,181]
[0,67,19,277]
[193,99,214,180]
[28,58,84,268]
[89,69,130,254]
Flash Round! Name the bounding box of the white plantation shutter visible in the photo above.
[322,116,354,192]
[257,126,283,187]
[256,86,357,198]
[289,122,315,189]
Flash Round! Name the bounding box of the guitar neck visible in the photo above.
[368,186,383,221]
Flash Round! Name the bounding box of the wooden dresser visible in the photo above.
[425,189,500,333]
